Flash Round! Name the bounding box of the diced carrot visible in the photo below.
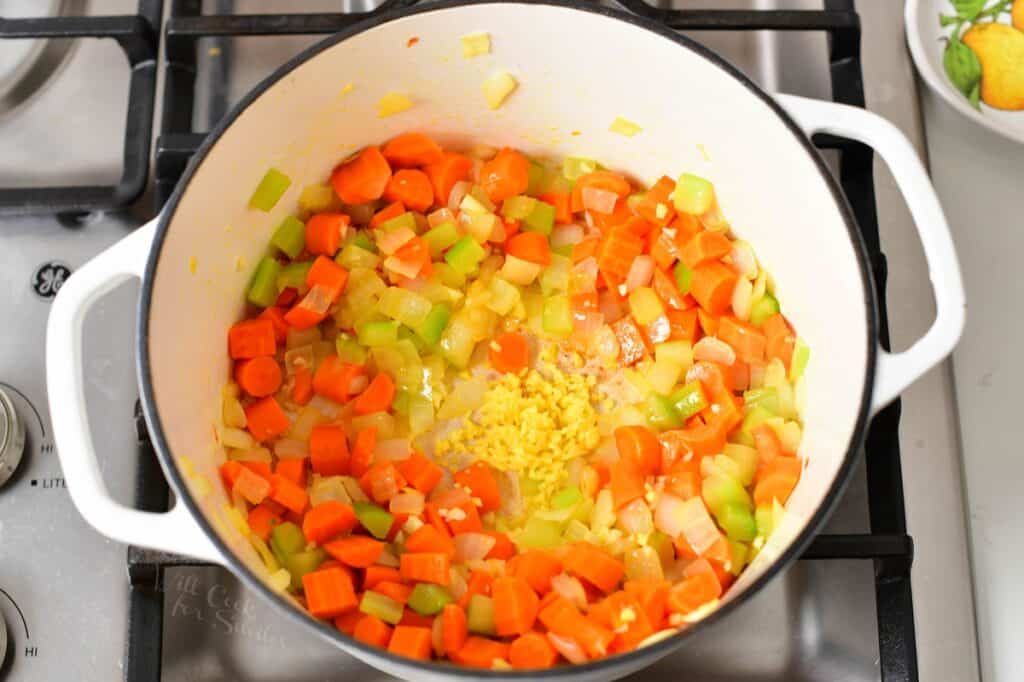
[257,307,289,344]
[506,231,552,266]
[509,631,558,669]
[754,455,801,506]
[680,230,732,268]
[590,591,654,653]
[350,425,377,478]
[444,499,483,535]
[282,288,330,330]
[363,565,403,590]
[719,316,766,364]
[609,458,645,510]
[275,288,298,307]
[305,213,349,257]
[697,308,719,337]
[441,603,468,654]
[312,355,364,404]
[539,192,572,225]
[241,461,272,481]
[268,473,308,514]
[571,236,601,264]
[228,319,276,359]
[400,552,450,585]
[666,564,722,615]
[302,500,356,544]
[353,614,393,648]
[291,366,314,406]
[303,567,358,619]
[247,502,281,541]
[763,313,796,369]
[458,569,493,609]
[275,457,306,487]
[306,255,349,302]
[308,424,349,476]
[220,460,244,490]
[652,268,689,311]
[538,597,615,658]
[479,148,530,202]
[381,132,444,168]
[394,450,442,494]
[562,542,625,594]
[387,625,432,661]
[752,424,784,464]
[399,609,434,628]
[331,146,392,205]
[370,200,406,229]
[676,417,730,457]
[621,216,653,238]
[376,581,413,605]
[453,462,502,513]
[506,550,561,595]
[493,576,540,637]
[231,466,271,505]
[649,226,681,271]
[334,609,362,635]
[636,175,677,228]
[597,226,644,282]
[359,461,407,504]
[624,580,671,629]
[324,535,384,569]
[484,531,516,560]
[392,236,432,277]
[383,169,434,213]
[610,315,651,366]
[234,356,283,398]
[571,170,631,213]
[423,151,473,206]
[450,636,510,669]
[353,372,395,415]
[244,396,290,442]
[488,331,530,374]
[690,261,738,315]
[405,524,456,558]
[614,425,661,476]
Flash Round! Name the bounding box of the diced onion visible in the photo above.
[307,395,341,420]
[374,438,412,461]
[617,498,655,535]
[731,277,753,322]
[377,547,400,567]
[693,336,736,366]
[730,241,758,279]
[428,207,456,228]
[547,632,588,664]
[454,533,497,563]
[448,180,472,211]
[499,254,542,286]
[625,255,655,293]
[590,324,620,361]
[219,426,254,450]
[299,284,333,316]
[625,546,665,582]
[376,226,416,255]
[570,257,599,293]
[383,255,423,279]
[389,489,425,515]
[550,573,588,610]
[672,497,720,555]
[432,613,445,657]
[348,373,369,395]
[550,223,584,249]
[582,186,618,214]
[273,439,308,459]
[449,567,469,600]
[284,345,314,376]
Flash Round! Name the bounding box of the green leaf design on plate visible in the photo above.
[951,0,987,21]
[943,37,983,107]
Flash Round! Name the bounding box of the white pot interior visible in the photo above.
[144,1,871,674]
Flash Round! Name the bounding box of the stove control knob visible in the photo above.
[0,387,26,487]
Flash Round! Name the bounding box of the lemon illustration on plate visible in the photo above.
[940,0,1024,111]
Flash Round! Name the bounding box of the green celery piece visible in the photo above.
[287,548,326,591]
[728,539,750,576]
[539,254,571,297]
[248,257,282,307]
[378,287,433,328]
[501,195,538,220]
[670,381,708,420]
[541,294,572,338]
[562,156,599,181]
[702,474,753,518]
[673,173,714,214]
[270,216,306,259]
[423,221,460,257]
[526,160,545,195]
[722,444,758,485]
[379,211,417,234]
[550,486,583,510]
[743,387,780,415]
[789,339,810,382]
[249,168,291,211]
[298,184,339,215]
[357,320,400,347]
[415,304,450,347]
[718,502,757,542]
[516,516,562,549]
[352,231,378,253]
[354,501,394,539]
[749,294,780,326]
[648,530,674,569]
[433,262,466,289]
[397,324,428,356]
[335,333,368,365]
[466,594,497,635]
[269,522,305,565]
[755,505,774,537]
[337,242,381,270]
[741,405,774,434]
[673,262,693,295]
[361,591,404,625]
[444,236,486,275]
[553,244,574,258]
[646,393,681,430]
[276,261,312,293]
[391,389,411,417]
[522,200,555,235]
[407,584,454,616]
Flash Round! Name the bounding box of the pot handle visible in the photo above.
[776,94,965,414]
[46,218,224,564]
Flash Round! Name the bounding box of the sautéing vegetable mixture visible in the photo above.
[220,132,810,669]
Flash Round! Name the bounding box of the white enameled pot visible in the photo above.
[45,2,965,680]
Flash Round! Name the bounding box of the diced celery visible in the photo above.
[391,389,411,417]
[486,277,521,316]
[433,262,466,289]
[522,200,555,235]
[670,381,708,420]
[648,530,675,569]
[516,516,562,549]
[790,339,810,382]
[755,505,774,537]
[674,262,693,295]
[336,333,368,365]
[629,287,665,326]
[563,156,599,181]
[287,548,326,591]
[337,242,381,270]
[270,216,306,259]
[357,320,400,347]
[501,195,538,220]
[500,254,543,286]
[248,257,282,307]
[672,173,714,215]
[467,594,497,635]
[731,430,755,448]
[539,254,571,296]
[459,193,490,216]
[468,186,496,213]
[407,584,453,616]
[371,340,422,392]
[298,183,341,215]
[249,168,291,211]
[647,393,682,430]
[541,294,573,338]
[377,287,432,328]
[423,221,459,257]
[361,591,404,625]
[527,161,545,195]
[354,501,394,539]
[563,519,590,542]
[444,236,487,275]
[741,405,774,434]
[414,303,450,347]
[718,502,757,542]
[551,486,583,510]
[269,522,305,565]
[722,443,758,486]
[702,474,753,518]
[655,340,693,368]
[647,357,683,395]
[276,261,312,293]
[379,211,417,234]
[352,231,377,253]
[728,540,750,576]
[439,314,476,368]
[749,293,781,326]
[744,387,780,415]
[773,419,803,453]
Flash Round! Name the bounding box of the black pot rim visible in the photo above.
[137,0,879,677]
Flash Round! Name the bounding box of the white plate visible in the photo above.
[905,0,1024,144]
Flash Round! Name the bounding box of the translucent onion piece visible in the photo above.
[454,533,497,563]
[731,277,753,322]
[218,426,254,450]
[617,498,655,535]
[551,223,584,249]
[548,632,588,664]
[374,438,412,461]
[376,547,400,567]
[448,566,469,600]
[625,546,665,582]
[624,255,655,293]
[299,284,333,316]
[383,255,423,279]
[376,226,416,256]
[348,373,369,395]
[284,345,315,376]
[389,489,425,515]
[448,180,472,211]
[730,241,758,279]
[428,207,456,228]
[693,336,736,366]
[286,325,321,350]
[570,257,599,294]
[550,573,588,610]
[582,186,618,214]
[273,439,308,459]
[678,498,721,555]
[307,395,341,420]
[590,324,621,362]
[598,291,627,325]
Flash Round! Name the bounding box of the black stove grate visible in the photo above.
[0,1,162,215]
[129,1,917,681]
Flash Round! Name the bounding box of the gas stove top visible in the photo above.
[0,2,978,681]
